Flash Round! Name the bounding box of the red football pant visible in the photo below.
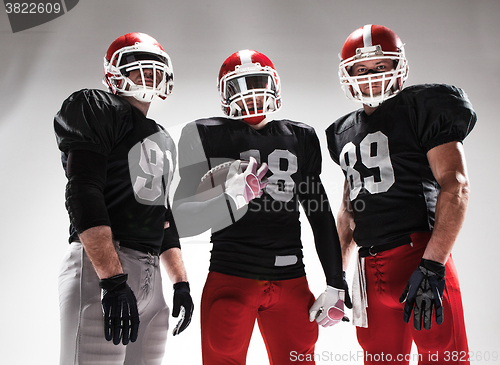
[201,272,318,364]
[357,233,469,365]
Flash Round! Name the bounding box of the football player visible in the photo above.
[326,24,475,364]
[173,50,350,364]
[54,32,193,365]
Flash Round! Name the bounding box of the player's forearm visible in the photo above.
[172,190,237,237]
[161,247,188,284]
[309,211,344,288]
[424,141,470,264]
[79,225,123,279]
[337,210,356,271]
[338,181,356,270]
[300,175,344,287]
[423,180,470,264]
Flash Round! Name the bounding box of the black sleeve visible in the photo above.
[302,126,323,175]
[298,174,343,288]
[325,124,340,165]
[65,149,110,234]
[411,84,476,152]
[160,200,181,253]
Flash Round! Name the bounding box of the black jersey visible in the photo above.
[54,89,178,254]
[176,117,323,281]
[326,84,476,248]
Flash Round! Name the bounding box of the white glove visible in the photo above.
[309,286,346,327]
[224,157,268,209]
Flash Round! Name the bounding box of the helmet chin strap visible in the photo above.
[132,92,155,103]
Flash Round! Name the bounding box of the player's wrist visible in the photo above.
[99,273,129,291]
[419,259,445,278]
[327,274,344,290]
[173,281,190,292]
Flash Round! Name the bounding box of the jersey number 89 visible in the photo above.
[340,131,395,201]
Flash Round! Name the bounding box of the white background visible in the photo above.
[1,0,499,364]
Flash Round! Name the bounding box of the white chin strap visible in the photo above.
[128,86,157,103]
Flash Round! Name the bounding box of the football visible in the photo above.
[196,160,251,199]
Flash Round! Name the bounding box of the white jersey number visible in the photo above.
[241,149,298,202]
[340,131,395,200]
[130,135,174,206]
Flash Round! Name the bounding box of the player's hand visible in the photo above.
[99,273,140,345]
[309,286,349,327]
[224,157,268,209]
[172,281,194,336]
[399,259,446,331]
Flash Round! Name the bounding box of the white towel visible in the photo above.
[352,253,368,327]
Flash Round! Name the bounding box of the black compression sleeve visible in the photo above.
[161,200,181,253]
[65,149,111,233]
[298,175,343,288]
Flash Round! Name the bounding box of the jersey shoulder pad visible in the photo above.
[325,110,363,165]
[194,116,230,127]
[64,88,130,112]
[403,83,469,103]
[271,119,318,140]
[278,118,313,130]
[54,89,133,155]
[402,83,476,151]
[327,109,362,136]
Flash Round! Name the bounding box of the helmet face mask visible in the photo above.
[339,25,409,107]
[218,50,281,122]
[223,71,278,118]
[103,33,174,103]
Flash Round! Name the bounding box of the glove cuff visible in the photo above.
[326,285,345,300]
[420,259,445,278]
[224,192,248,210]
[173,281,190,292]
[99,273,128,291]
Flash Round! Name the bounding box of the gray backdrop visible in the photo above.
[1,0,498,364]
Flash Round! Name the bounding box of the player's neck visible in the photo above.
[363,104,378,116]
[123,96,151,116]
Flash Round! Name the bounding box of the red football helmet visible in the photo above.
[339,24,408,107]
[103,32,174,102]
[217,50,281,124]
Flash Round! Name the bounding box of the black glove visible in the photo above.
[172,281,194,335]
[99,273,140,345]
[341,271,352,322]
[399,259,446,331]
